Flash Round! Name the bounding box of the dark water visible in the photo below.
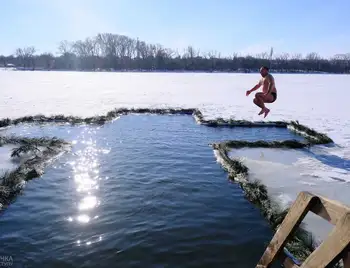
[0,115,302,268]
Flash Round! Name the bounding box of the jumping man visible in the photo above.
[246,66,277,118]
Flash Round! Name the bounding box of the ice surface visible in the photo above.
[1,71,349,242]
[0,143,44,175]
[229,148,347,243]
[0,145,18,174]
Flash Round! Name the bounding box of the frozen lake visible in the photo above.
[2,71,349,180]
[0,71,349,265]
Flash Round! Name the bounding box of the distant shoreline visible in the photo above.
[1,67,348,75]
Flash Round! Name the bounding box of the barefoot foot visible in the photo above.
[258,109,265,115]
[263,108,270,118]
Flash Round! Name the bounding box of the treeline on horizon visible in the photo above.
[1,33,350,73]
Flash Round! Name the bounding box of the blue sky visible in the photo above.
[1,0,349,58]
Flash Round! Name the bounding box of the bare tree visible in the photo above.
[185,46,199,59]
[96,33,116,57]
[291,53,303,60]
[305,52,320,61]
[331,53,350,72]
[38,53,54,69]
[305,52,321,71]
[58,40,73,55]
[3,32,349,73]
[15,47,36,68]
[256,52,269,59]
[137,40,150,59]
[207,50,219,70]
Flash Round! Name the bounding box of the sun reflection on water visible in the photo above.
[78,196,99,211]
[73,144,100,217]
[66,128,110,246]
[77,214,90,223]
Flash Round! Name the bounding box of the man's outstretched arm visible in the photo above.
[246,81,261,95]
[250,83,261,92]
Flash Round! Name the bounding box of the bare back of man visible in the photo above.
[246,66,277,118]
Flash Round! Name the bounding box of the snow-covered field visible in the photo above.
[1,71,349,241]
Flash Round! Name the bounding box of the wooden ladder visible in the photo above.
[256,191,350,268]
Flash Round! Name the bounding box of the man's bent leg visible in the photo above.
[253,97,264,109]
[254,93,266,114]
[258,93,275,118]
[260,93,275,103]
